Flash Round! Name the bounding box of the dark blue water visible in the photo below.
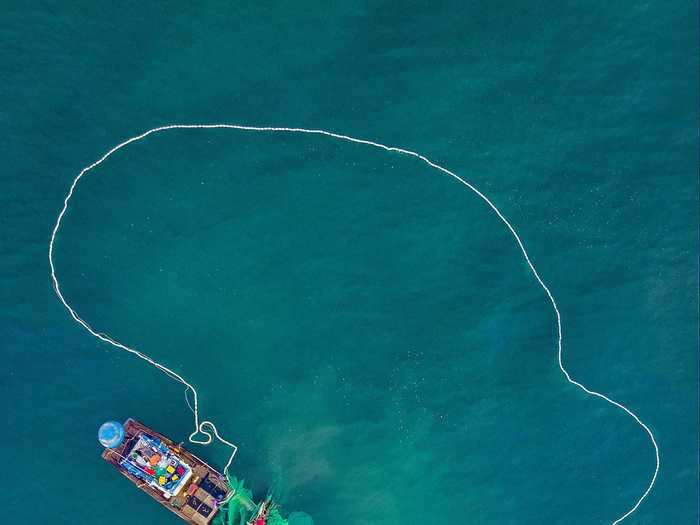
[3,2,697,524]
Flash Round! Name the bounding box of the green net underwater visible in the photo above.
[214,475,313,525]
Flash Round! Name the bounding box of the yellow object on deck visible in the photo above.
[158,476,166,485]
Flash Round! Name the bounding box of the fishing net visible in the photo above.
[214,475,255,525]
[214,475,313,525]
[266,508,288,525]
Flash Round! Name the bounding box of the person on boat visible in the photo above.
[132,449,150,468]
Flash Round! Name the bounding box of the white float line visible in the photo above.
[48,124,659,523]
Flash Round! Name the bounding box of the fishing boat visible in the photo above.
[100,419,231,525]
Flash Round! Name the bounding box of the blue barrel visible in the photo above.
[98,421,125,448]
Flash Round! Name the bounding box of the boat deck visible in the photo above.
[101,418,230,525]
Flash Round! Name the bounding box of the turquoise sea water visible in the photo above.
[2,2,698,524]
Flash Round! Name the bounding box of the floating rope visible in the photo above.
[48,124,659,523]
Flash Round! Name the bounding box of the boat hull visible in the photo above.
[101,418,230,525]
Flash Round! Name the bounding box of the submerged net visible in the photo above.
[214,475,255,525]
[266,508,289,525]
[214,475,313,525]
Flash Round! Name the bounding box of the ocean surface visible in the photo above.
[2,2,698,524]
